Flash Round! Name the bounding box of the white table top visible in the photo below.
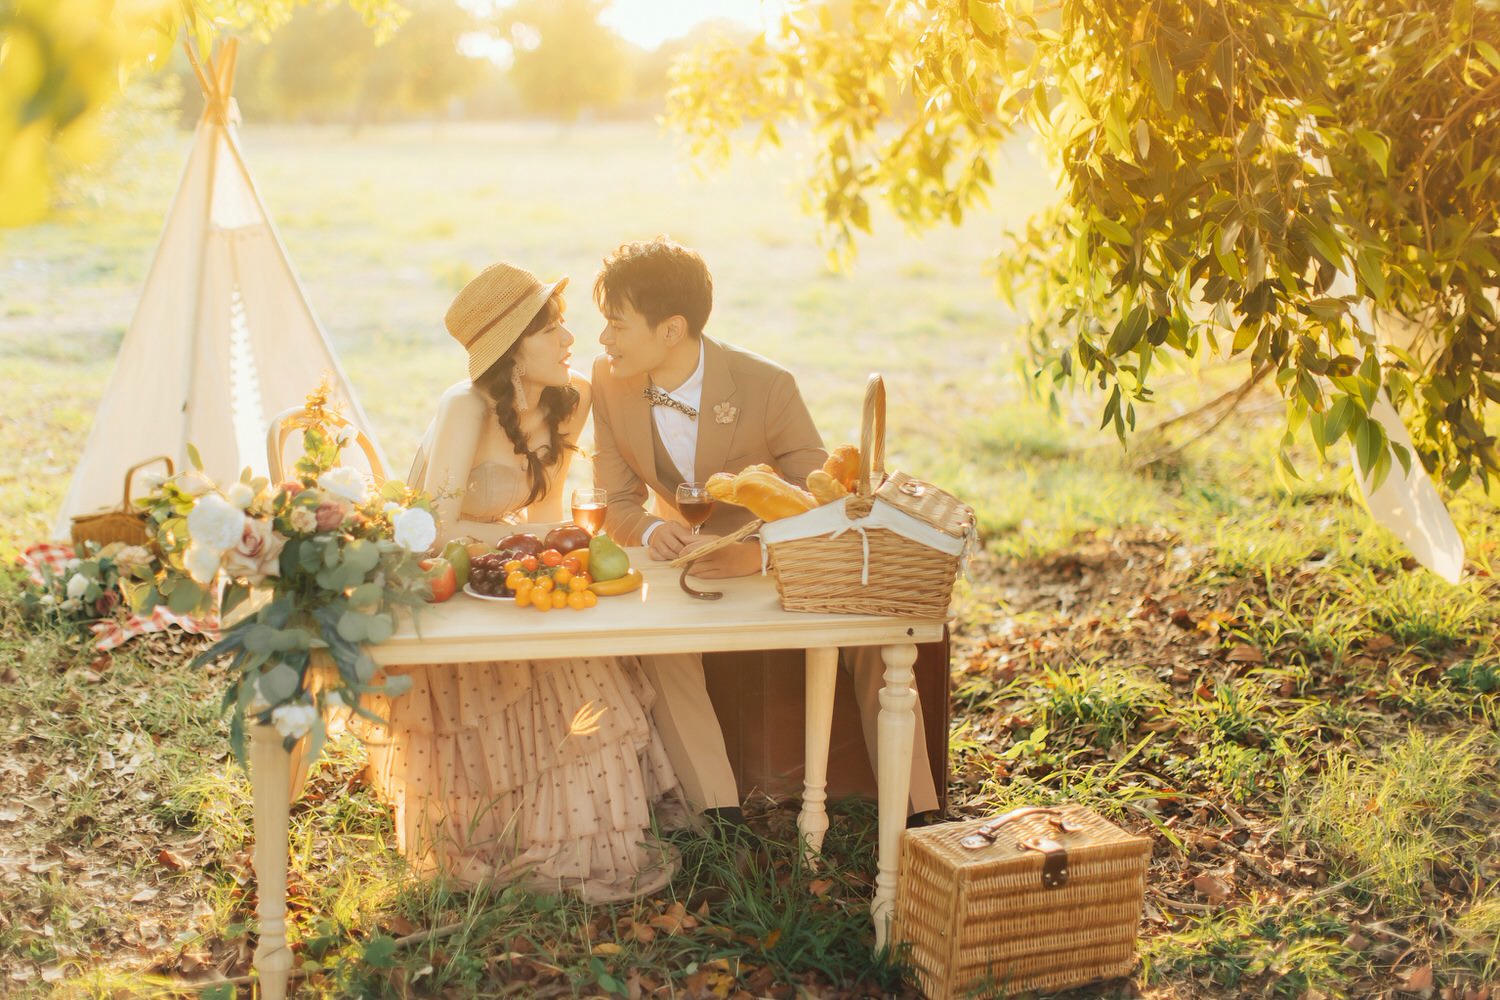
[373,546,946,665]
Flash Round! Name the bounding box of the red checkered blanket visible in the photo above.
[19,543,220,651]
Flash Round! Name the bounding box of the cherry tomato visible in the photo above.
[540,548,563,567]
[513,591,530,609]
[562,555,582,575]
[504,559,522,574]
[567,576,588,593]
[531,587,552,611]
[534,576,554,593]
[581,590,598,608]
[553,567,572,587]
[567,591,587,610]
[520,555,538,572]
[550,590,568,609]
[505,571,527,590]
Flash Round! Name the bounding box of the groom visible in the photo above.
[588,236,939,830]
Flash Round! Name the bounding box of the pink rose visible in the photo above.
[221,518,287,583]
[94,590,120,617]
[279,481,305,498]
[314,499,349,532]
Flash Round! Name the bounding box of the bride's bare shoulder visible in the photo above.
[569,369,591,409]
[436,381,490,421]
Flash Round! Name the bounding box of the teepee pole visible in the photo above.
[181,38,222,474]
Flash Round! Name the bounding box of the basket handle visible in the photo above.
[959,806,1082,849]
[856,373,886,498]
[267,407,386,484]
[123,456,174,507]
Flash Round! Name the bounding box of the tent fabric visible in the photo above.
[54,43,385,538]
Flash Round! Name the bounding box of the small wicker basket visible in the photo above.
[893,804,1151,999]
[760,375,973,618]
[69,456,173,551]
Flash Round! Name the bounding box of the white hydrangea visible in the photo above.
[383,502,401,516]
[288,506,319,533]
[184,544,222,584]
[65,574,89,599]
[392,506,436,553]
[138,470,167,492]
[187,493,246,553]
[270,702,320,740]
[226,482,256,509]
[317,466,368,504]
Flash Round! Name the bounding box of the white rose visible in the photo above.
[65,574,89,599]
[270,703,319,740]
[40,594,56,606]
[65,558,81,571]
[138,470,167,493]
[226,482,256,509]
[184,544,222,584]
[113,545,152,576]
[179,470,215,496]
[288,506,319,533]
[317,466,368,504]
[187,493,246,553]
[60,598,80,612]
[383,502,401,515]
[392,507,436,553]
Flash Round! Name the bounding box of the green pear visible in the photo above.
[588,532,631,582]
[441,539,471,587]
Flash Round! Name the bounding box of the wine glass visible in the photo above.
[675,482,714,536]
[570,488,607,535]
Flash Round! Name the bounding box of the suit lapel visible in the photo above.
[693,337,739,481]
[617,371,657,491]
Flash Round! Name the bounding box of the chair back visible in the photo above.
[266,407,386,485]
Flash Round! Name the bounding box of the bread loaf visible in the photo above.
[733,470,817,521]
[806,469,849,505]
[822,445,861,492]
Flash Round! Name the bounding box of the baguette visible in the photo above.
[705,472,740,504]
[732,470,817,521]
[806,469,849,505]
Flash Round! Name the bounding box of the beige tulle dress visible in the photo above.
[355,380,687,901]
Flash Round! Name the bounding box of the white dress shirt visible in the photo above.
[641,341,705,544]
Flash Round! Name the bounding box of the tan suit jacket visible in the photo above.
[591,337,826,544]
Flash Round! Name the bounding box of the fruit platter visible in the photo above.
[422,523,642,613]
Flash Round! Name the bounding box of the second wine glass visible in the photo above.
[675,482,715,536]
[570,488,607,534]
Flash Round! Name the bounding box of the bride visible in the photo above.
[357,262,686,900]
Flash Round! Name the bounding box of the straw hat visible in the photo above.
[445,263,567,380]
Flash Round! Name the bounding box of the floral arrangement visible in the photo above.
[20,541,146,622]
[129,385,436,765]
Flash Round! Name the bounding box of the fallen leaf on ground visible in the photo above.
[1190,873,1232,902]
[129,887,159,903]
[1398,963,1433,994]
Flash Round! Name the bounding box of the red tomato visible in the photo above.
[540,548,564,567]
[520,555,539,572]
[562,554,582,575]
[419,558,458,603]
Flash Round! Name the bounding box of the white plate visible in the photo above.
[463,583,512,602]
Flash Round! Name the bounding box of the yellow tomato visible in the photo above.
[550,589,568,609]
[567,590,587,610]
[568,575,589,592]
[505,571,527,590]
[581,590,598,608]
[504,560,522,574]
[534,576,554,593]
[553,567,572,586]
[513,591,530,609]
[531,587,551,611]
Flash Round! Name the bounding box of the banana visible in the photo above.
[588,567,642,597]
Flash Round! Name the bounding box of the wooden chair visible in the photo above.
[265,406,386,484]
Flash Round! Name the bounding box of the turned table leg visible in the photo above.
[871,642,917,951]
[798,646,839,861]
[251,724,294,1000]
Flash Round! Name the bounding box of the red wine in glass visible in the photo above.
[676,483,714,535]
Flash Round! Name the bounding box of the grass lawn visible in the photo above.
[1,121,1497,998]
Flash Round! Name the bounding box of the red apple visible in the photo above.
[419,557,457,603]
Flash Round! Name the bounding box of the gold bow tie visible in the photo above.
[643,385,698,420]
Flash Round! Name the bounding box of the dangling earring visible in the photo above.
[513,363,528,411]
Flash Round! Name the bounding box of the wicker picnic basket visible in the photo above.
[893,804,1151,999]
[69,456,173,550]
[760,375,973,617]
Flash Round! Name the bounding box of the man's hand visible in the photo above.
[646,521,699,561]
[680,540,762,579]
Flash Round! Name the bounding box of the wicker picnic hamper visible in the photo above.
[69,456,173,550]
[760,374,974,617]
[893,804,1151,999]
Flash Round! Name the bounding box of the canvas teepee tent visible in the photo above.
[54,39,386,538]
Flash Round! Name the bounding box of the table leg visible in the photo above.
[798,646,839,861]
[871,642,917,951]
[251,723,294,1000]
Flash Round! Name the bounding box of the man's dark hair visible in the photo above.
[594,237,713,338]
